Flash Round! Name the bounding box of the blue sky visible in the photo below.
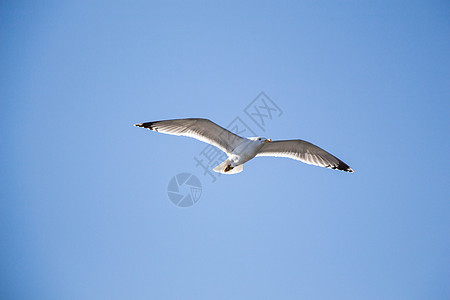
[1,1,449,299]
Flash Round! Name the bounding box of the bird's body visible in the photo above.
[134,118,354,173]
[229,138,264,167]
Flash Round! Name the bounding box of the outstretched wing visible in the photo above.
[134,118,245,154]
[256,140,354,172]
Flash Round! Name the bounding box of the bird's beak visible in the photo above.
[264,139,272,143]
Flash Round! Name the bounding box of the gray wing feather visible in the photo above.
[256,140,354,172]
[134,118,244,154]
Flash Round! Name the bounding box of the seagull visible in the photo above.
[134,118,354,174]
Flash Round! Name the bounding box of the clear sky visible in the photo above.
[1,1,449,299]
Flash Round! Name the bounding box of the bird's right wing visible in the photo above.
[134,118,245,154]
[256,140,354,172]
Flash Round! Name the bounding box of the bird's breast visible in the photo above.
[229,140,262,166]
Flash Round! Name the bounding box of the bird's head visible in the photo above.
[250,137,272,143]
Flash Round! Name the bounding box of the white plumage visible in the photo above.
[134,118,354,174]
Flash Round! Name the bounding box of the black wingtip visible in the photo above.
[328,161,354,173]
[337,161,354,173]
[134,122,157,131]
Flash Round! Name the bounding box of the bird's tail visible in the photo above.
[213,159,243,174]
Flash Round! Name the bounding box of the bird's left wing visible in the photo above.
[134,118,245,154]
[256,140,354,172]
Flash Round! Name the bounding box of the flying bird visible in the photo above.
[134,118,354,174]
